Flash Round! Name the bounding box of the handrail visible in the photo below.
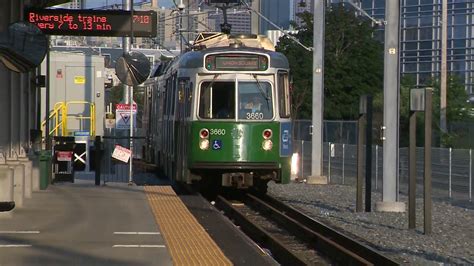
[41,102,65,136]
[42,101,96,137]
[64,101,96,137]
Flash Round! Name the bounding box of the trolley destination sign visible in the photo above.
[25,8,157,37]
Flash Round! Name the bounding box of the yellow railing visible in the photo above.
[42,101,96,137]
[64,101,96,137]
[41,102,66,136]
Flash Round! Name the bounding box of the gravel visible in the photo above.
[268,181,474,265]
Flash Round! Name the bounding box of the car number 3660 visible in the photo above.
[210,129,226,135]
[246,112,264,120]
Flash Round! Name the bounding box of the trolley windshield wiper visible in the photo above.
[204,74,220,92]
[252,74,270,109]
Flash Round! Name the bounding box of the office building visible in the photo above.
[294,0,473,97]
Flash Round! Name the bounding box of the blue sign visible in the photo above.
[280,122,292,157]
[212,140,222,150]
[74,131,90,137]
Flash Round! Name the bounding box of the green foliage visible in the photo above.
[108,84,124,106]
[427,75,471,147]
[276,5,384,120]
[388,74,471,147]
[276,12,313,119]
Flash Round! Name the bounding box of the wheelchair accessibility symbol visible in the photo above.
[212,140,222,150]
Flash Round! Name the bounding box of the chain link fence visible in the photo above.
[294,140,473,203]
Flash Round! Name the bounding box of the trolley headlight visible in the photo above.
[262,139,273,151]
[199,139,210,150]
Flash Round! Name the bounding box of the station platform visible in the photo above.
[0,178,276,266]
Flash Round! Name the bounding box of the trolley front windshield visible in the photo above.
[198,80,273,120]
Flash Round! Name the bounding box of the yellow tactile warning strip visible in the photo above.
[145,186,233,266]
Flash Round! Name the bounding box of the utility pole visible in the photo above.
[178,0,185,54]
[375,0,405,212]
[122,0,133,185]
[440,0,448,141]
[307,0,327,184]
[250,0,260,34]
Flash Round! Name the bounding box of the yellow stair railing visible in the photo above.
[64,101,96,137]
[41,102,66,136]
[42,101,96,137]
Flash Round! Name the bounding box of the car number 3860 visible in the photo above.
[210,129,226,135]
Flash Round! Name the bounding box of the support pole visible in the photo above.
[0,1,11,156]
[356,111,365,212]
[424,88,433,235]
[376,0,405,212]
[365,95,373,212]
[440,0,448,139]
[45,38,51,151]
[307,0,327,184]
[375,145,378,190]
[95,136,101,186]
[408,110,417,229]
[122,0,133,185]
[449,147,452,198]
[470,149,472,202]
[342,143,345,184]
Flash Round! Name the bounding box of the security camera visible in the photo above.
[177,3,185,11]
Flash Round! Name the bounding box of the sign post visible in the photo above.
[409,88,424,229]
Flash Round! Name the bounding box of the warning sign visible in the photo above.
[112,145,132,163]
[56,151,72,161]
[74,76,85,84]
[115,103,137,129]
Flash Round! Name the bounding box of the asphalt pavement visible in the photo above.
[0,180,172,266]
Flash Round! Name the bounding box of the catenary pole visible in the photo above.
[375,0,405,212]
[123,0,133,184]
[440,0,448,140]
[308,0,326,184]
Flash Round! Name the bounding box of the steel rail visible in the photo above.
[215,195,308,266]
[244,194,373,265]
[257,194,400,266]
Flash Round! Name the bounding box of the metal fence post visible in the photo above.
[375,145,378,190]
[449,147,452,198]
[342,143,345,185]
[328,142,331,183]
[470,149,472,202]
[301,140,304,179]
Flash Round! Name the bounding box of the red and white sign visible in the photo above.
[115,103,137,130]
[56,151,72,161]
[112,145,132,163]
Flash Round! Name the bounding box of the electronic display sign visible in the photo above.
[206,54,268,71]
[25,8,157,37]
[207,0,241,4]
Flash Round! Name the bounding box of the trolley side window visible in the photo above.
[238,81,273,120]
[278,71,291,118]
[198,81,235,119]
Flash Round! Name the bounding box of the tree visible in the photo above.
[276,4,384,120]
[427,75,471,147]
[276,12,313,120]
[377,74,472,147]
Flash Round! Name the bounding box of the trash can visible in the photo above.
[39,150,52,190]
[53,137,75,183]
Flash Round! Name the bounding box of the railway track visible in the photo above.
[215,192,400,266]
